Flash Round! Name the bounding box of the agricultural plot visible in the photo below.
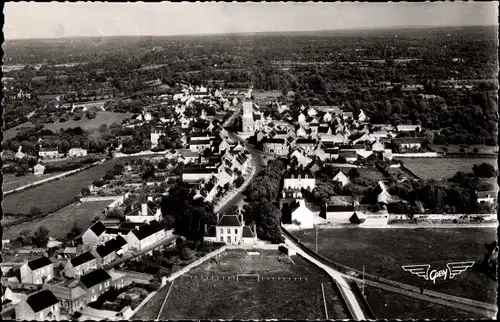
[402,158,497,180]
[294,228,497,304]
[364,286,480,319]
[3,200,111,240]
[2,172,66,191]
[135,250,349,320]
[2,157,140,215]
[357,167,388,181]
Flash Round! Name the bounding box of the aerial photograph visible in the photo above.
[1,1,498,320]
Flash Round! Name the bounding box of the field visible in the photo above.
[2,156,144,215]
[2,172,66,192]
[402,158,498,180]
[3,200,111,240]
[134,250,349,320]
[294,228,497,304]
[3,111,133,140]
[364,286,481,319]
[252,90,282,101]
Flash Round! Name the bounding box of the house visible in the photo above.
[396,125,420,132]
[203,213,257,245]
[64,252,97,278]
[323,112,333,122]
[338,150,358,163]
[68,148,88,158]
[81,221,107,245]
[371,140,385,152]
[298,112,307,124]
[321,204,361,224]
[126,220,165,252]
[283,168,316,191]
[15,146,25,160]
[15,290,60,321]
[38,148,60,160]
[93,236,128,267]
[289,199,314,229]
[358,109,368,122]
[332,170,350,187]
[290,149,313,168]
[20,256,54,284]
[189,139,211,152]
[393,137,424,150]
[124,197,161,224]
[182,166,217,182]
[477,191,497,204]
[33,163,46,175]
[262,138,289,156]
[294,138,316,155]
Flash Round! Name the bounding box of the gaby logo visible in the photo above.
[402,261,475,284]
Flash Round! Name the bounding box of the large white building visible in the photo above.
[204,213,257,245]
[289,199,314,229]
[241,97,254,133]
[283,168,316,191]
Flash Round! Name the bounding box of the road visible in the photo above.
[282,234,367,320]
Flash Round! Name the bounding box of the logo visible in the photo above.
[402,261,475,284]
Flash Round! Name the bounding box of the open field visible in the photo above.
[3,111,133,140]
[402,158,498,180]
[364,286,481,319]
[2,156,144,215]
[252,90,282,101]
[2,172,66,191]
[3,200,111,240]
[135,250,349,320]
[294,228,497,304]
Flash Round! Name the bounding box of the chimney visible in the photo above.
[141,202,148,216]
[253,224,257,237]
[298,199,306,208]
[239,214,244,226]
[216,213,220,222]
[204,224,207,232]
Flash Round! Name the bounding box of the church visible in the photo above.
[240,96,263,135]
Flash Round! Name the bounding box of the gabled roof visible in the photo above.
[326,204,355,212]
[242,226,255,238]
[149,220,164,234]
[89,221,106,237]
[80,268,111,289]
[27,256,52,271]
[217,215,242,227]
[338,150,358,158]
[26,290,59,313]
[284,168,315,179]
[70,251,95,267]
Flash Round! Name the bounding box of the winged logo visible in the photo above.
[401,264,431,280]
[447,261,475,279]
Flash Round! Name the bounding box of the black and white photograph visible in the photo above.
[1,1,498,320]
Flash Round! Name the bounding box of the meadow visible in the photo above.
[401,158,497,180]
[294,228,497,304]
[3,200,111,240]
[3,172,66,192]
[134,250,349,320]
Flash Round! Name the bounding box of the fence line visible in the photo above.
[186,275,308,282]
[156,281,175,320]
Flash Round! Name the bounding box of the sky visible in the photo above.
[3,2,499,39]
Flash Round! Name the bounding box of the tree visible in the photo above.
[107,207,124,220]
[80,187,91,197]
[29,206,42,217]
[234,176,245,188]
[348,168,361,180]
[33,226,50,248]
[472,163,497,178]
[18,229,34,245]
[86,110,97,119]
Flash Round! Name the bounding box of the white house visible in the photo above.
[323,112,333,122]
[15,290,60,321]
[307,107,317,117]
[477,191,497,204]
[124,197,161,224]
[64,251,97,278]
[332,170,350,187]
[203,213,257,245]
[290,149,313,168]
[81,221,107,245]
[371,140,385,152]
[38,148,60,160]
[289,199,314,229]
[68,148,88,158]
[358,109,368,122]
[393,137,424,150]
[126,220,165,252]
[20,256,54,284]
[298,112,307,124]
[283,168,316,191]
[396,124,420,132]
[33,163,46,176]
[15,146,25,160]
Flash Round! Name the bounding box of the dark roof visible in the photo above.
[284,168,315,179]
[118,222,145,230]
[80,268,111,289]
[105,228,131,235]
[217,215,242,227]
[131,223,155,240]
[340,144,365,150]
[338,150,358,158]
[190,139,211,145]
[183,167,217,174]
[27,256,52,270]
[296,138,316,145]
[263,138,285,144]
[393,137,425,144]
[70,252,95,267]
[149,220,164,233]
[242,226,255,238]
[26,290,59,313]
[89,221,106,237]
[318,126,330,133]
[326,205,355,212]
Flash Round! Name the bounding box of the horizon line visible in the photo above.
[4,24,497,41]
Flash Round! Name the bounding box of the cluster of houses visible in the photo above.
[3,195,171,320]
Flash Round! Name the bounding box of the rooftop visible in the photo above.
[26,290,60,313]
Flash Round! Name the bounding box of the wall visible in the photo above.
[393,152,440,157]
[166,246,228,282]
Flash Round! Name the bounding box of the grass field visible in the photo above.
[2,156,143,215]
[3,172,66,191]
[294,228,497,304]
[402,158,498,180]
[3,200,110,240]
[364,286,481,319]
[3,111,133,140]
[357,167,388,181]
[134,250,349,320]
